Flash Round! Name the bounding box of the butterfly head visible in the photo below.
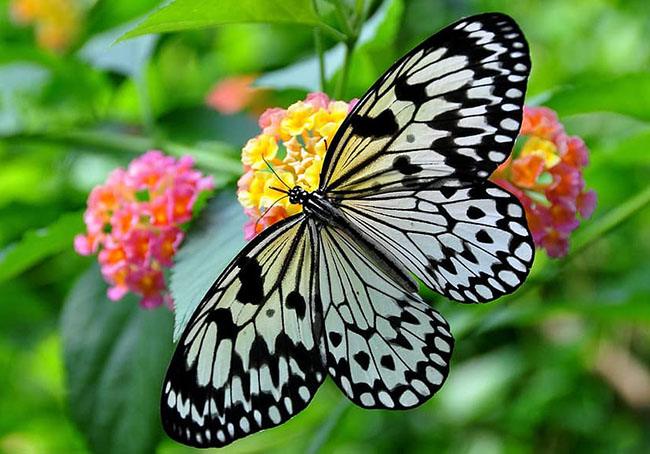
[288,186,308,205]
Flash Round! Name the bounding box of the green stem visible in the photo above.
[313,28,327,93]
[352,0,367,33]
[334,39,356,100]
[331,0,355,38]
[133,70,160,146]
[4,130,243,174]
[570,185,650,256]
[316,22,348,42]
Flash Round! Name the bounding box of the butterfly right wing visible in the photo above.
[319,13,530,196]
[161,215,325,448]
[337,180,534,303]
[317,223,454,409]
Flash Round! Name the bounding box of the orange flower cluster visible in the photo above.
[492,106,597,257]
[74,151,214,309]
[10,0,83,51]
[237,93,357,239]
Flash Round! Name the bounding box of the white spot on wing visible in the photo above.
[399,390,419,406]
[268,405,281,424]
[499,270,519,287]
[434,337,451,353]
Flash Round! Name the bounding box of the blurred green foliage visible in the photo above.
[0,0,649,453]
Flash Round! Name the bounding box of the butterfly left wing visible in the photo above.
[161,215,325,448]
[317,223,453,408]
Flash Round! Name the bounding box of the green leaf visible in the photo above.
[256,0,403,92]
[120,0,321,41]
[85,0,163,36]
[0,211,85,283]
[79,22,159,77]
[598,128,650,165]
[61,265,174,454]
[169,191,247,341]
[545,73,650,122]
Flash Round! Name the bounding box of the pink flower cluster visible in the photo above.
[74,151,214,309]
[492,106,597,257]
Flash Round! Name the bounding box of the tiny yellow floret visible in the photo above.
[520,136,561,168]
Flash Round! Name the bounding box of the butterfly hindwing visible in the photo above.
[318,224,453,408]
[161,216,325,447]
[320,12,530,196]
[337,180,534,302]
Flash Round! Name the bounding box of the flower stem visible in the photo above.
[331,0,355,38]
[352,0,367,33]
[316,22,348,42]
[334,39,356,100]
[313,28,327,93]
[134,72,156,141]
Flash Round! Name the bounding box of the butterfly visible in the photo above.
[161,12,533,447]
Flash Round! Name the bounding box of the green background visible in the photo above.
[1,0,649,453]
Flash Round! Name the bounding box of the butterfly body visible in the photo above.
[162,13,534,448]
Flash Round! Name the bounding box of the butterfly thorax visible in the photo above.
[289,187,343,226]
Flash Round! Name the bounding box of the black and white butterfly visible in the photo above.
[161,12,534,448]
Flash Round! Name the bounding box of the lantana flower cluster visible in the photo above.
[74,151,214,309]
[492,106,597,257]
[237,93,357,240]
[10,0,84,51]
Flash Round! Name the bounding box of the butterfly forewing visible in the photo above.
[319,13,530,196]
[161,216,325,447]
[318,225,453,408]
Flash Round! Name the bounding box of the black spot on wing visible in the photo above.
[353,351,371,371]
[236,257,264,304]
[393,156,423,175]
[348,110,399,138]
[286,291,307,319]
[390,333,413,350]
[328,331,342,348]
[467,206,485,219]
[206,308,237,339]
[476,229,494,244]
[394,75,428,103]
[400,310,419,325]
[380,354,396,371]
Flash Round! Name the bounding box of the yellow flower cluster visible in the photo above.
[10,0,84,51]
[519,136,561,168]
[237,93,357,240]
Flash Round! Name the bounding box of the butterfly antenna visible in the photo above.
[262,155,291,190]
[254,195,289,232]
